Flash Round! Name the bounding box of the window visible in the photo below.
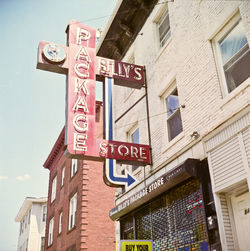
[40,237,45,251]
[157,9,171,48]
[214,16,250,94]
[42,205,47,222]
[71,159,78,177]
[68,193,77,230]
[129,127,140,172]
[61,166,65,186]
[51,176,57,203]
[166,88,183,141]
[59,212,63,234]
[48,217,54,246]
[28,209,31,224]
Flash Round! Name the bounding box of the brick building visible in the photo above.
[97,0,250,250]
[44,102,115,251]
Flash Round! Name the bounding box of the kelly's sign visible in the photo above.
[37,20,151,187]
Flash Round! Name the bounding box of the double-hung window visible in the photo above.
[214,16,250,95]
[157,9,171,48]
[48,217,54,246]
[166,88,183,141]
[42,205,47,222]
[61,166,65,186]
[71,159,78,177]
[129,127,140,172]
[51,176,57,203]
[59,212,63,234]
[69,193,77,230]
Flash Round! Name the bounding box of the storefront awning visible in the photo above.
[110,158,200,220]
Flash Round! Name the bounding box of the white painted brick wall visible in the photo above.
[113,0,250,189]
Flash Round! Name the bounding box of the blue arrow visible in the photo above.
[104,77,136,188]
[105,159,136,187]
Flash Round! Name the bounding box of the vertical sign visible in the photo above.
[66,21,96,157]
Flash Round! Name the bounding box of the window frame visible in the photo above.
[42,205,47,222]
[156,8,171,49]
[71,159,78,178]
[162,83,183,142]
[51,176,57,203]
[68,193,77,231]
[61,166,65,187]
[48,217,54,247]
[212,13,250,96]
[59,211,63,234]
[127,125,140,173]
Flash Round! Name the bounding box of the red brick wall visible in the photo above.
[45,104,116,251]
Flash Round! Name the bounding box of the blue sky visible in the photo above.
[0,0,116,250]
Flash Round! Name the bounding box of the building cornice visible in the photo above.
[15,197,47,222]
[97,0,158,60]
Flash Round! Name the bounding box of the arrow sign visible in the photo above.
[103,77,136,188]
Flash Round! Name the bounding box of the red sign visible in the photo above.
[37,20,151,166]
[99,140,151,164]
[66,21,96,157]
[96,56,145,89]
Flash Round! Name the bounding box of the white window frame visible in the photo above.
[162,83,183,143]
[156,8,171,49]
[51,176,57,203]
[71,159,78,178]
[48,217,54,246]
[127,125,140,173]
[61,166,65,187]
[28,209,31,225]
[42,205,47,222]
[59,212,63,234]
[68,193,77,230]
[212,13,250,97]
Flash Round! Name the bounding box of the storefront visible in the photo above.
[110,159,221,250]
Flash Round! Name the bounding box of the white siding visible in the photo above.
[219,194,237,251]
[242,127,250,169]
[210,135,247,191]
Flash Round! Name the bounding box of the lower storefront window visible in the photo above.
[120,179,209,250]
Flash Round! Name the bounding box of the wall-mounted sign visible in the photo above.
[37,20,151,188]
[109,159,199,219]
[42,43,66,64]
[117,240,153,251]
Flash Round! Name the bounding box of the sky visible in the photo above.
[0,0,117,250]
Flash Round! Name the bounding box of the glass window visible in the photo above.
[166,89,183,141]
[40,237,45,251]
[69,193,77,230]
[59,212,63,234]
[217,19,250,93]
[130,128,140,172]
[158,9,171,48]
[28,209,31,224]
[71,159,78,177]
[51,176,57,203]
[61,166,65,186]
[48,218,54,246]
[42,205,47,222]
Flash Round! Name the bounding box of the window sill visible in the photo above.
[220,78,250,109]
[67,225,76,234]
[161,131,185,154]
[155,36,172,63]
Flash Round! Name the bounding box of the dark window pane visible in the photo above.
[168,109,183,140]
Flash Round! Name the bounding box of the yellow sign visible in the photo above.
[118,240,153,251]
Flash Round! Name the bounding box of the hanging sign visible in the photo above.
[37,20,151,187]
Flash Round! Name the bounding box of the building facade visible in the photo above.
[15,197,47,251]
[43,102,115,251]
[97,0,250,250]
